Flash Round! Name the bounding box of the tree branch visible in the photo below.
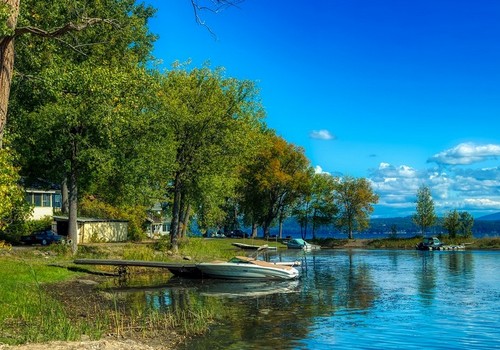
[14,17,119,38]
[190,0,244,38]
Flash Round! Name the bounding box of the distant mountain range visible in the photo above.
[269,213,500,239]
[477,212,500,221]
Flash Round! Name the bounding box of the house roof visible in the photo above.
[53,216,128,223]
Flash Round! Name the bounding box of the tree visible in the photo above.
[0,146,30,235]
[412,185,437,236]
[333,176,379,239]
[156,65,264,251]
[7,0,157,252]
[240,134,312,238]
[11,64,156,252]
[1,0,243,145]
[459,211,474,238]
[310,172,338,239]
[443,210,461,238]
[1,0,138,145]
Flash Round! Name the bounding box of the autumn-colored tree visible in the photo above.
[240,134,312,237]
[333,176,379,239]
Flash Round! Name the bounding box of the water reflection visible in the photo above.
[100,250,499,350]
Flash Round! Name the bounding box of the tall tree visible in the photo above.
[156,65,264,251]
[310,172,338,239]
[1,0,146,145]
[412,185,437,236]
[11,64,156,252]
[240,134,311,237]
[7,0,156,252]
[443,209,461,238]
[459,211,474,238]
[333,176,379,239]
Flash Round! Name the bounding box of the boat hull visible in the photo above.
[196,262,299,280]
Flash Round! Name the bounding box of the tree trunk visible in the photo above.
[0,0,20,147]
[312,208,317,240]
[169,172,182,252]
[68,139,78,254]
[61,178,69,214]
[278,217,283,239]
[180,203,190,238]
[251,222,257,238]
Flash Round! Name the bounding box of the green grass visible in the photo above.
[0,253,105,345]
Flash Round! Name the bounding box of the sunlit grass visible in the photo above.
[0,256,105,345]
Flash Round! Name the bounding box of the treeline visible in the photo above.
[0,0,380,252]
[367,217,500,237]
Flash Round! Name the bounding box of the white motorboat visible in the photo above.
[196,256,300,280]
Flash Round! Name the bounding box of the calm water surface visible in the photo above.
[118,250,500,349]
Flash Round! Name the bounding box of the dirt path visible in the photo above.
[0,338,166,350]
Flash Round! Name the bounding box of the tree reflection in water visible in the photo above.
[99,250,495,350]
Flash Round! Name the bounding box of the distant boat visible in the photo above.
[196,256,300,280]
[286,238,320,250]
[232,242,277,251]
[416,237,465,251]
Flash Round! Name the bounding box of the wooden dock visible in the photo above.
[74,259,201,277]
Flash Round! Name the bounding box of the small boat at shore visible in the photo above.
[232,242,277,251]
[196,256,300,280]
[286,238,320,250]
[416,237,466,251]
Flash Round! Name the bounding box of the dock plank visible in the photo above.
[73,259,201,277]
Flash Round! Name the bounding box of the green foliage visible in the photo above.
[0,147,31,238]
[412,185,437,235]
[443,210,474,238]
[459,211,474,238]
[0,2,13,37]
[443,210,461,238]
[79,195,147,241]
[156,65,265,248]
[333,176,379,239]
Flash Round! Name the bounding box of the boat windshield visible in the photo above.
[228,257,252,264]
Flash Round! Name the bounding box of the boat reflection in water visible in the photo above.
[198,279,300,298]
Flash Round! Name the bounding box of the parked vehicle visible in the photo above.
[20,230,63,246]
[416,236,443,250]
[226,229,249,238]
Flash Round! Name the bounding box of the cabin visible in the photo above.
[53,216,128,244]
[24,184,62,220]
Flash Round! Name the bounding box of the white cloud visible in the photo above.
[368,160,500,217]
[314,165,330,174]
[428,142,500,165]
[309,129,335,140]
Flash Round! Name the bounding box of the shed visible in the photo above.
[53,216,128,244]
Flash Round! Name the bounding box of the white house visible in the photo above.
[24,187,62,220]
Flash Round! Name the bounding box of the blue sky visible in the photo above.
[144,0,500,218]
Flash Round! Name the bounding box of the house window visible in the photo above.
[42,193,51,207]
[25,193,33,205]
[52,194,62,208]
[34,193,42,207]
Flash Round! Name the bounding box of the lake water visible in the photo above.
[116,249,500,349]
